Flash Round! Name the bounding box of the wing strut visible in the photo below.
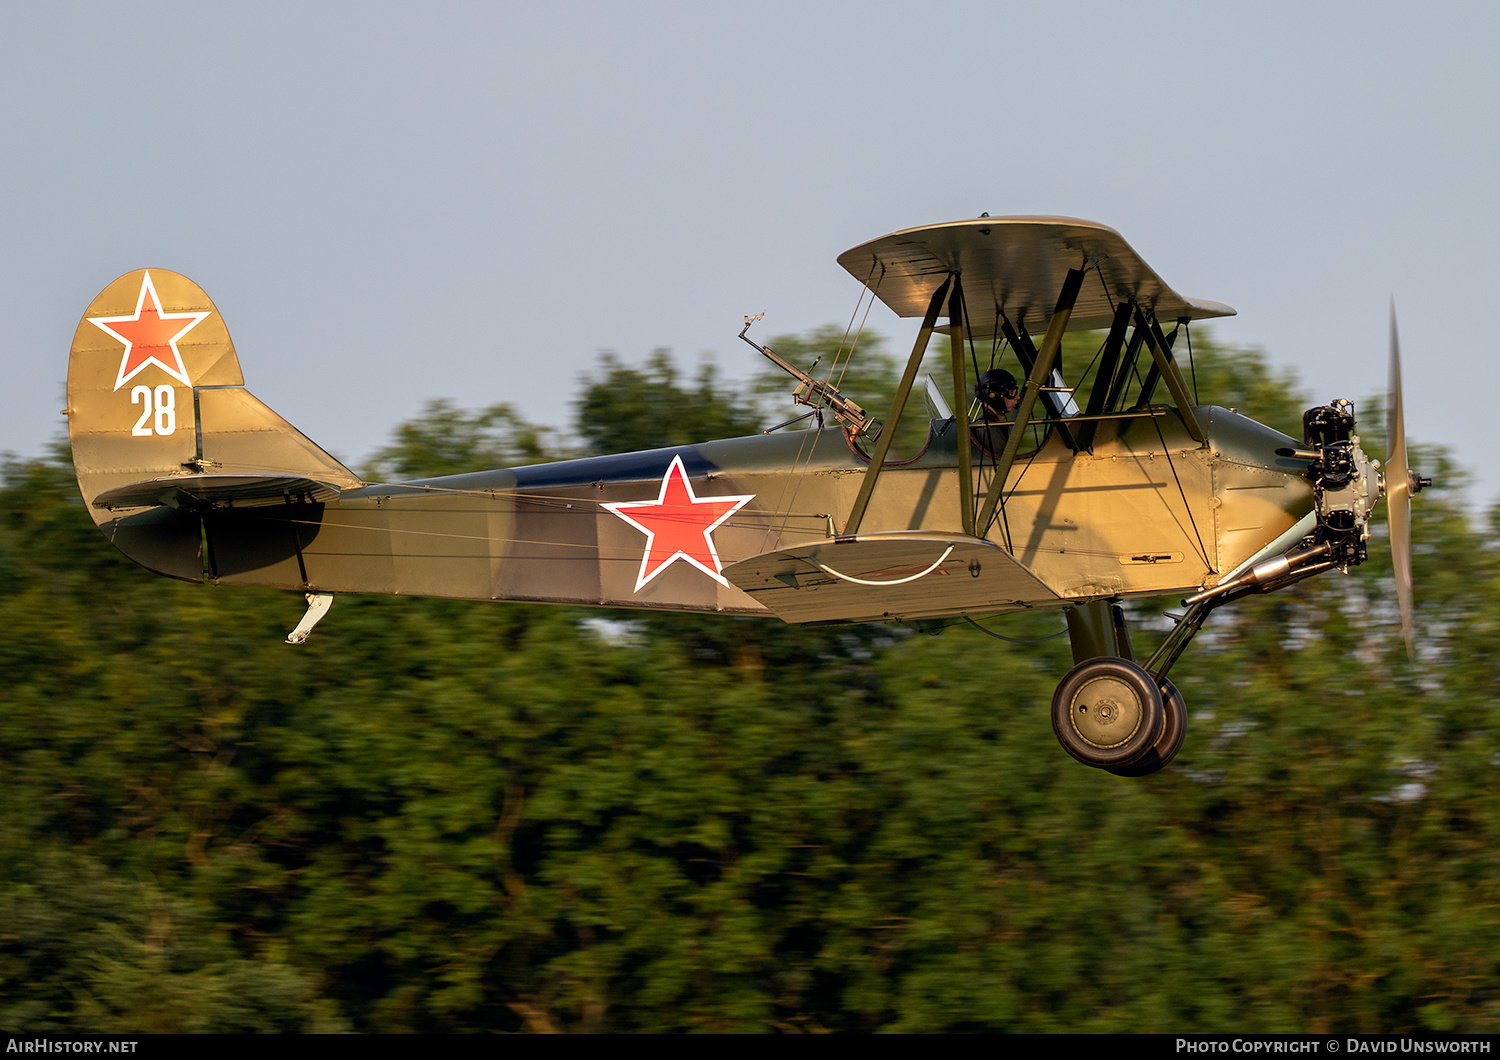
[1135,309,1205,442]
[947,278,975,535]
[1103,318,1147,414]
[843,276,952,534]
[997,317,1079,452]
[1076,300,1134,452]
[976,266,1085,535]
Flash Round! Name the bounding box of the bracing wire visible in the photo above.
[826,273,869,384]
[963,615,1068,643]
[832,261,882,389]
[1148,411,1211,569]
[1185,321,1199,406]
[773,265,883,541]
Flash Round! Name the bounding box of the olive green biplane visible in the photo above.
[65,216,1427,776]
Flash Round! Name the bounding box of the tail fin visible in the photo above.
[67,269,362,580]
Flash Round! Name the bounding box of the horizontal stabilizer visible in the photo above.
[723,531,1057,623]
[92,473,343,511]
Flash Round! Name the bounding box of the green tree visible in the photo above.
[365,399,557,480]
[574,350,762,456]
[3,333,1499,1034]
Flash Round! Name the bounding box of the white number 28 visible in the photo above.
[131,385,177,437]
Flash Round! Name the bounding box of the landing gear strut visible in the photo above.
[1046,397,1406,777]
[1050,601,1188,777]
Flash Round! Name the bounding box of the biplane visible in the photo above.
[65,216,1428,777]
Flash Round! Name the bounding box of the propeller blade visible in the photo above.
[1386,304,1415,660]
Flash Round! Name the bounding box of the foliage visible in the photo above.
[1168,328,1309,436]
[574,350,762,456]
[365,399,558,480]
[2,338,1498,1033]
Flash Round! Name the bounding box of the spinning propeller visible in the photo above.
[1385,307,1430,660]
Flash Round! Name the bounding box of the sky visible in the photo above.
[3,1,1496,505]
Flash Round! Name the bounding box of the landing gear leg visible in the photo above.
[1052,600,1187,775]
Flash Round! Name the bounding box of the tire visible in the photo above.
[1050,658,1165,768]
[1106,674,1188,777]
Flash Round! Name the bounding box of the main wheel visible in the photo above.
[1051,658,1165,768]
[1106,674,1188,777]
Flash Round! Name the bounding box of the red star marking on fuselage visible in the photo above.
[88,271,210,391]
[604,455,755,592]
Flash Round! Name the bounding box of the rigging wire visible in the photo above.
[243,509,811,567]
[1148,412,1211,570]
[1090,264,1132,407]
[1184,321,1200,406]
[967,305,983,404]
[1000,435,1046,518]
[955,283,994,527]
[766,407,826,542]
[1092,256,1118,315]
[1126,359,1146,408]
[772,268,884,540]
[824,261,874,385]
[1073,309,1111,400]
[344,478,843,540]
[963,615,1068,643]
[1061,262,1112,404]
[832,261,882,389]
[977,301,1015,548]
[997,483,1014,553]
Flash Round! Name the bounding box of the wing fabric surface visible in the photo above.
[724,531,1058,623]
[838,216,1235,334]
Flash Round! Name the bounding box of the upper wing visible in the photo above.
[837,215,1235,334]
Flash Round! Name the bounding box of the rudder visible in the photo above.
[67,269,362,581]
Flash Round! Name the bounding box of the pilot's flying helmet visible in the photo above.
[976,368,1018,417]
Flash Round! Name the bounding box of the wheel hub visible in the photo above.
[1070,677,1142,748]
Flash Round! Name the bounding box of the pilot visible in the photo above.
[975,368,1020,422]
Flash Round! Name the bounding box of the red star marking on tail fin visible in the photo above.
[604,455,754,592]
[88,271,210,391]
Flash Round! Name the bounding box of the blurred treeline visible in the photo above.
[2,331,1497,1033]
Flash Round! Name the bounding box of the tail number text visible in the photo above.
[131,384,177,437]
